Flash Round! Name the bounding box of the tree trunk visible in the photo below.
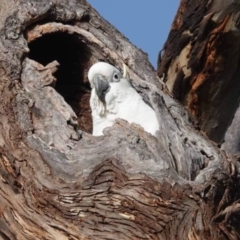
[158,0,240,146]
[0,0,239,239]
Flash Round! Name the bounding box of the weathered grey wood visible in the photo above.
[222,104,240,154]
[0,0,239,239]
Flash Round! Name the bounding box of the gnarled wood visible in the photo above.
[0,0,239,239]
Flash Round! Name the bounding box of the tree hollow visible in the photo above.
[28,31,92,133]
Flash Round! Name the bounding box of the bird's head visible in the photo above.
[88,62,128,103]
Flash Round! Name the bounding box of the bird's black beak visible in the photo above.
[93,75,110,103]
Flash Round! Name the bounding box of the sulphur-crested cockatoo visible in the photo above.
[88,62,159,136]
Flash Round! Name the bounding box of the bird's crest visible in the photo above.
[122,63,130,79]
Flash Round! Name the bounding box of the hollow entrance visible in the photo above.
[28,31,92,133]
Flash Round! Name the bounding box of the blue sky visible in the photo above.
[87,1,179,69]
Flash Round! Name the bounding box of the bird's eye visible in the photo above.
[113,73,120,82]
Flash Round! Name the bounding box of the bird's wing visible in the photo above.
[129,79,155,110]
[105,82,126,114]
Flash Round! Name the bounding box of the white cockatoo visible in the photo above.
[88,62,159,136]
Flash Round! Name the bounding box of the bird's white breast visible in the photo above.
[99,79,159,136]
[88,62,159,136]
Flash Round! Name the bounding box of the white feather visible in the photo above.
[88,62,159,136]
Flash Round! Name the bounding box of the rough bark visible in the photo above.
[0,0,239,239]
[222,105,240,154]
[158,0,240,145]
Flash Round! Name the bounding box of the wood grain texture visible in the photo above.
[0,0,239,239]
